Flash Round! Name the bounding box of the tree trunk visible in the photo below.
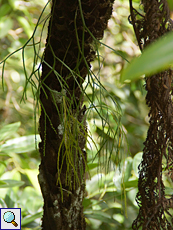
[130,0,173,229]
[38,0,114,229]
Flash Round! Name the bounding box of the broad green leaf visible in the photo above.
[24,169,41,192]
[167,0,173,9]
[122,157,132,182]
[84,210,119,225]
[86,173,105,196]
[4,191,15,208]
[0,4,11,18]
[1,134,40,153]
[132,152,143,177]
[113,213,124,224]
[121,32,173,82]
[0,179,24,188]
[0,17,13,38]
[87,186,117,198]
[83,197,92,209]
[0,162,6,176]
[165,186,173,195]
[0,180,7,185]
[123,180,138,188]
[1,169,21,181]
[17,16,33,38]
[0,161,6,167]
[20,187,42,213]
[113,157,132,191]
[0,122,21,142]
[0,198,7,208]
[21,212,43,226]
[87,163,99,171]
[8,0,20,9]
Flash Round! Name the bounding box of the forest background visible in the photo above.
[0,0,172,229]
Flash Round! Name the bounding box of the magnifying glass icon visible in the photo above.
[3,211,18,227]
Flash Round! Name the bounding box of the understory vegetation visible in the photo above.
[0,0,173,229]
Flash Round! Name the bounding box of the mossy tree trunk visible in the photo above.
[38,0,114,229]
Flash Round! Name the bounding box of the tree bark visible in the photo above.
[130,0,173,229]
[38,0,115,229]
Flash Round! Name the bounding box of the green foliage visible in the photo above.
[84,152,142,229]
[167,0,173,9]
[121,32,173,82]
[0,122,42,229]
[0,179,24,188]
[0,122,21,141]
